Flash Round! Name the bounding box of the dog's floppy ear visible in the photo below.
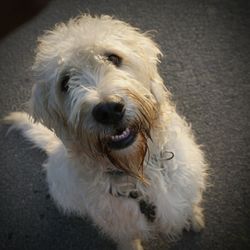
[150,67,170,106]
[30,56,62,130]
[30,82,50,124]
[30,70,63,131]
[140,34,170,106]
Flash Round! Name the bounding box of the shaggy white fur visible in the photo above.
[5,15,207,250]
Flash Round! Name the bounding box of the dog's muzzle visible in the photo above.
[92,101,138,150]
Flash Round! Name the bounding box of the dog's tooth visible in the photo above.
[123,132,128,138]
[112,135,118,141]
[124,128,130,137]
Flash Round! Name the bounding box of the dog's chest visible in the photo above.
[46,154,170,229]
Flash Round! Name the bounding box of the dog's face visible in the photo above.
[31,15,170,181]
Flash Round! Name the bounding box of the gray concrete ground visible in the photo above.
[0,0,249,249]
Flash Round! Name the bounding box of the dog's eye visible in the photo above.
[61,74,70,92]
[106,54,122,67]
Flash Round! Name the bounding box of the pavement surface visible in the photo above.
[0,0,249,249]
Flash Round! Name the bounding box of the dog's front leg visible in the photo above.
[118,239,143,250]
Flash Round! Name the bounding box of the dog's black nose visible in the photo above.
[92,102,125,125]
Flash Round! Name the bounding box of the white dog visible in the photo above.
[5,15,207,250]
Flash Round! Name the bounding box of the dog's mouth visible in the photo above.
[106,127,138,150]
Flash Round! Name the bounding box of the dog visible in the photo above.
[4,15,207,250]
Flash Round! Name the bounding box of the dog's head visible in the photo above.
[31,15,171,181]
